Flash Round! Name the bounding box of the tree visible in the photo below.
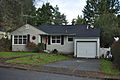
[71,19,76,25]
[75,15,86,24]
[97,0,119,14]
[94,13,119,47]
[26,5,37,26]
[117,15,120,28]
[83,0,120,25]
[71,15,86,25]
[83,0,98,25]
[36,3,68,26]
[36,3,54,25]
[0,0,36,31]
[111,40,120,70]
[52,5,68,25]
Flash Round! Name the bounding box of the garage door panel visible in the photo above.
[77,42,96,58]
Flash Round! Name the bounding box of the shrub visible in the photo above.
[0,38,11,51]
[26,42,36,50]
[111,40,120,70]
[36,43,45,52]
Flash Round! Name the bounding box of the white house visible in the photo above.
[11,24,100,58]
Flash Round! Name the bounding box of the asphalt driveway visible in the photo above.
[44,58,100,72]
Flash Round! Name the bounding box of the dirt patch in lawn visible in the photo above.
[0,56,5,60]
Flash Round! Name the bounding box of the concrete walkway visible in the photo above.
[44,58,100,72]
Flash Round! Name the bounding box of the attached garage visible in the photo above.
[74,38,100,58]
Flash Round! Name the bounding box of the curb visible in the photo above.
[0,63,120,80]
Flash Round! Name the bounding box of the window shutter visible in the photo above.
[41,36,42,43]
[61,35,64,45]
[27,34,30,42]
[48,35,51,45]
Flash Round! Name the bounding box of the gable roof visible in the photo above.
[11,24,46,35]
[38,24,100,37]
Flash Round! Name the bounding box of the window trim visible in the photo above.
[51,36,61,44]
[68,36,73,42]
[13,35,27,45]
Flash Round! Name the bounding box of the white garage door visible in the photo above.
[77,42,97,58]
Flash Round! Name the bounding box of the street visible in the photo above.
[0,68,100,80]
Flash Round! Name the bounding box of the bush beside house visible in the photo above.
[0,38,11,51]
[111,40,120,70]
[26,42,45,52]
[36,43,45,52]
[26,42,37,51]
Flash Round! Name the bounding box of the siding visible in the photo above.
[46,36,74,54]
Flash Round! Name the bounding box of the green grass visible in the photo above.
[100,59,120,75]
[6,53,71,65]
[0,52,38,58]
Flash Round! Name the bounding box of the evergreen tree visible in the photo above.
[52,5,68,25]
[83,0,120,25]
[0,0,36,31]
[94,13,119,47]
[36,3,54,25]
[71,19,76,25]
[83,0,98,25]
[36,3,68,26]
[75,15,86,24]
[97,0,119,14]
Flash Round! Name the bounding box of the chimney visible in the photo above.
[87,25,89,29]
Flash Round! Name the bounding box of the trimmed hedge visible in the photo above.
[111,40,120,70]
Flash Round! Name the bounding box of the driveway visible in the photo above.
[44,58,100,72]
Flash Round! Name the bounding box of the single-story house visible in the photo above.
[11,24,100,58]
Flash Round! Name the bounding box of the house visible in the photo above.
[11,24,100,58]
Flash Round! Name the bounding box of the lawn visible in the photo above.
[100,59,120,75]
[0,52,38,58]
[6,53,71,65]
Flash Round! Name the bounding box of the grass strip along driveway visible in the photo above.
[100,59,120,75]
[0,52,71,66]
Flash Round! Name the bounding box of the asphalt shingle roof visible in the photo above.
[38,24,100,37]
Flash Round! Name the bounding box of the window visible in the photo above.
[52,36,61,43]
[14,35,27,44]
[68,36,73,42]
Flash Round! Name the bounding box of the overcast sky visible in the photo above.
[35,0,87,24]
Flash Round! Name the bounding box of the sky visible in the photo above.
[35,0,87,24]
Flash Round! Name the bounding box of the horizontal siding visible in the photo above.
[46,36,74,54]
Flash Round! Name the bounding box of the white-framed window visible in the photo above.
[52,36,61,44]
[68,36,73,42]
[14,35,27,45]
